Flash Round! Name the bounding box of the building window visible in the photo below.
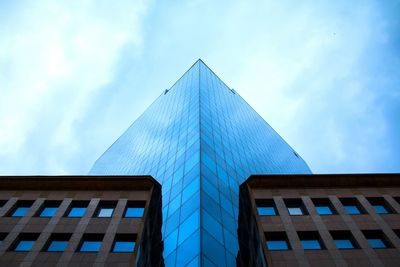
[78,234,104,252]
[256,199,278,216]
[124,201,145,218]
[65,201,89,217]
[37,201,61,217]
[95,201,117,218]
[0,233,7,246]
[112,234,136,252]
[394,229,400,239]
[8,200,34,217]
[11,233,39,252]
[265,232,290,250]
[44,233,71,252]
[362,230,392,249]
[312,198,336,215]
[330,231,359,249]
[65,201,89,218]
[340,198,366,215]
[284,199,308,215]
[298,231,324,250]
[367,197,394,214]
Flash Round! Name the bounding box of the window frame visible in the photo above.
[94,201,117,218]
[340,198,366,215]
[111,234,137,253]
[7,200,34,217]
[284,199,308,216]
[124,201,146,218]
[297,231,325,250]
[330,230,359,249]
[77,234,104,252]
[44,233,72,252]
[312,198,336,215]
[256,199,278,216]
[264,232,290,251]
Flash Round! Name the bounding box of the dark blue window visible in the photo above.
[344,205,361,214]
[265,232,290,251]
[66,201,89,218]
[9,201,33,217]
[124,204,145,217]
[78,234,104,252]
[315,206,333,215]
[0,233,7,245]
[312,198,336,215]
[373,205,388,214]
[301,240,321,250]
[256,199,277,216]
[47,241,68,252]
[368,239,386,248]
[298,231,324,250]
[367,198,393,214]
[340,198,365,215]
[37,201,61,217]
[363,230,392,249]
[80,241,102,252]
[12,233,39,252]
[112,234,136,252]
[258,207,276,216]
[45,233,71,252]
[68,207,87,217]
[113,241,135,252]
[266,240,288,250]
[15,240,35,251]
[12,207,30,217]
[330,231,358,249]
[40,207,58,217]
[335,239,354,249]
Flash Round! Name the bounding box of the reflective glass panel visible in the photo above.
[301,240,322,250]
[97,208,114,218]
[334,239,354,249]
[125,207,144,217]
[113,241,135,252]
[344,205,361,215]
[80,241,102,252]
[12,207,30,217]
[288,207,303,215]
[40,207,58,217]
[368,238,386,249]
[266,240,289,250]
[315,206,333,215]
[47,241,68,252]
[15,240,35,251]
[373,205,388,214]
[68,207,87,217]
[257,207,276,216]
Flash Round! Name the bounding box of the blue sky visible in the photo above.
[0,0,399,174]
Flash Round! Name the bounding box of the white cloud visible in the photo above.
[0,0,149,173]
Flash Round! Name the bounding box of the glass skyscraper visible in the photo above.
[90,59,312,266]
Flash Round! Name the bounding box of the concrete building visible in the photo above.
[0,176,163,266]
[238,173,400,267]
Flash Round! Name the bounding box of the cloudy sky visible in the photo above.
[0,0,399,175]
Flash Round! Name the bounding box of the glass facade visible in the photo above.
[90,59,312,266]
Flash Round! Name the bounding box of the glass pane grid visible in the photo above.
[89,60,312,266]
